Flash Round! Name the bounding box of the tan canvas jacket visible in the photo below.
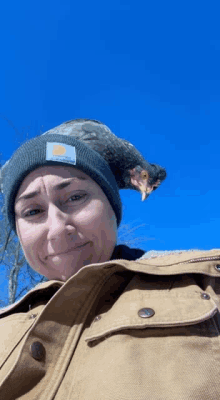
[0,248,220,400]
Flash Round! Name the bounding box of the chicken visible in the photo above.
[43,119,167,201]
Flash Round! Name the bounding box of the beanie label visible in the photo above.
[46,142,76,164]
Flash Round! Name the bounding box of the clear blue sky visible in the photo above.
[0,0,220,253]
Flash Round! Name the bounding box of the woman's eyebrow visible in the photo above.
[16,190,40,203]
[16,177,87,204]
[53,177,86,191]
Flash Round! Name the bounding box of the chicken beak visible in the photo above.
[139,179,161,201]
[130,168,161,201]
[141,191,149,201]
[138,182,151,201]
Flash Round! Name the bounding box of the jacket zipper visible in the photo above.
[180,255,220,264]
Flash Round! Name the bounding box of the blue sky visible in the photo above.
[0,0,220,255]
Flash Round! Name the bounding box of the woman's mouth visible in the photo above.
[46,242,90,259]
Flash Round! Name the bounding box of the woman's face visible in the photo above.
[15,166,117,281]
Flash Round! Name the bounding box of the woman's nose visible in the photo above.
[46,204,76,242]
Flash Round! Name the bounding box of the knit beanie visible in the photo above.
[2,133,122,232]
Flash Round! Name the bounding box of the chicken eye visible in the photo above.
[141,171,149,179]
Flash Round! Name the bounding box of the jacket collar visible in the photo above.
[1,246,220,317]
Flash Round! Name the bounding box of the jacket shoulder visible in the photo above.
[138,249,220,264]
[0,280,62,317]
[133,249,220,277]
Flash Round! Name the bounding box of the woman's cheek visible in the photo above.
[77,201,104,224]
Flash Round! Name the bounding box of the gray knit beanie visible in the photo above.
[2,133,122,232]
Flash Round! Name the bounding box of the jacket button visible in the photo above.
[138,308,155,318]
[201,293,210,300]
[30,341,45,361]
[215,265,220,272]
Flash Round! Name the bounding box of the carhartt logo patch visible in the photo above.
[46,142,76,164]
[52,144,66,156]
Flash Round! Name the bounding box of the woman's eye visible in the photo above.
[24,209,42,217]
[21,195,87,217]
[68,194,86,203]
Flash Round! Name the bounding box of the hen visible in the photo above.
[43,119,166,201]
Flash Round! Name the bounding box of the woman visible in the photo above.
[0,120,220,400]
